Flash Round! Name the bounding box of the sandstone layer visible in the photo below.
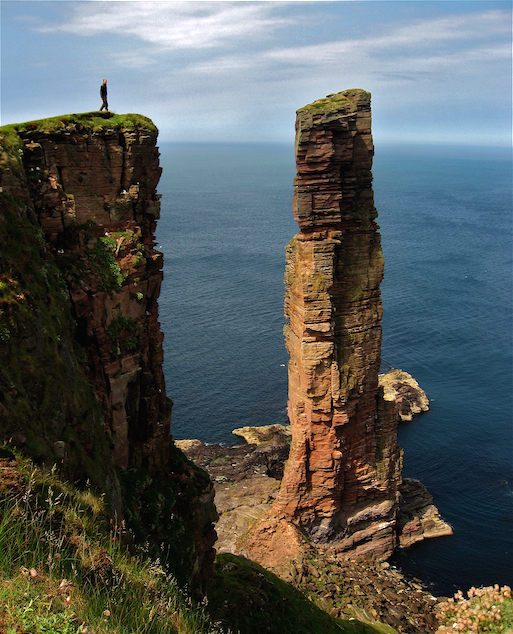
[18,115,166,473]
[398,479,453,547]
[271,90,402,560]
[232,423,292,445]
[0,113,217,592]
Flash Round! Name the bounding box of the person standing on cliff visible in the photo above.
[100,79,108,111]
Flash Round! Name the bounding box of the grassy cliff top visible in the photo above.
[298,89,370,115]
[0,111,158,137]
[0,111,158,174]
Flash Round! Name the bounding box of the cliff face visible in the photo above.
[20,116,168,473]
[273,90,402,560]
[0,113,216,592]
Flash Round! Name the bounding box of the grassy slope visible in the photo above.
[0,453,396,634]
[0,453,219,634]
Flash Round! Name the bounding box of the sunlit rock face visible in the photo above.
[274,90,402,560]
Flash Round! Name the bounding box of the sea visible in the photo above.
[155,141,513,597]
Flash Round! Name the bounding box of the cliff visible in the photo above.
[270,89,401,559]
[238,90,450,570]
[0,112,217,592]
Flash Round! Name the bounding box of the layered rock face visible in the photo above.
[273,90,402,559]
[18,117,167,472]
[0,113,217,591]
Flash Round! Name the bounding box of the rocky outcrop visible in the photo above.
[379,369,429,422]
[398,479,453,547]
[268,90,402,560]
[0,113,217,593]
[178,435,442,633]
[232,424,292,445]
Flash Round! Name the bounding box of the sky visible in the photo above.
[1,0,512,146]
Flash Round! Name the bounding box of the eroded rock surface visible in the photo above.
[265,90,402,560]
[17,118,167,473]
[0,113,217,593]
[398,479,453,547]
[379,369,430,422]
[232,424,292,445]
[179,434,443,633]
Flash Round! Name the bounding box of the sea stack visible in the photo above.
[273,90,402,560]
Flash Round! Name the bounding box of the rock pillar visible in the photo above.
[274,90,402,560]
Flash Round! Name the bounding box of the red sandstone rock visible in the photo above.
[267,90,402,560]
[1,114,217,592]
[379,369,430,422]
[398,479,453,548]
[17,123,168,473]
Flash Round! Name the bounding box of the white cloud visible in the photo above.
[37,1,291,50]
[262,9,510,64]
[171,8,510,105]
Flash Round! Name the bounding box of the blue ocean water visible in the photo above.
[155,142,512,596]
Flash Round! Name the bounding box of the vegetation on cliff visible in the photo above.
[1,449,512,634]
[435,586,513,634]
[0,453,221,634]
[0,132,115,491]
[0,115,216,594]
[0,453,396,634]
[2,112,158,138]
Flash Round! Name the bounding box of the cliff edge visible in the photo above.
[0,112,217,593]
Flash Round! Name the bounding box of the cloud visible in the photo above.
[175,8,510,102]
[262,9,510,64]
[5,1,510,144]
[36,1,291,50]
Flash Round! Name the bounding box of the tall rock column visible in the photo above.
[274,90,402,560]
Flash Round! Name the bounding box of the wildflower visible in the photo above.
[103,610,110,617]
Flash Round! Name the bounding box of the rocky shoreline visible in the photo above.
[176,424,447,633]
[175,369,453,632]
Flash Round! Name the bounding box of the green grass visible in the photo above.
[298,92,357,116]
[0,453,403,634]
[0,455,399,634]
[1,112,158,138]
[210,457,229,465]
[0,455,223,634]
